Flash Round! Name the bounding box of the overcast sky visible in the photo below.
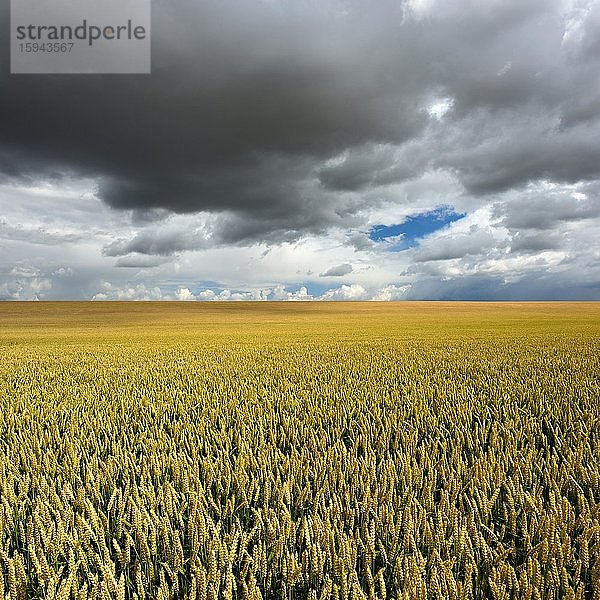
[1,0,600,300]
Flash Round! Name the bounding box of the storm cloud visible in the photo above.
[2,2,599,216]
[2,1,427,226]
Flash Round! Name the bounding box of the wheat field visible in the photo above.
[0,302,599,600]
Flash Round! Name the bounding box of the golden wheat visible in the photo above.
[0,302,599,599]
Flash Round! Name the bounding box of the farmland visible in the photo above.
[0,302,599,599]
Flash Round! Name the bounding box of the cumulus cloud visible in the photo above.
[175,288,195,301]
[89,282,419,302]
[92,282,163,301]
[321,284,369,301]
[270,285,313,301]
[371,285,411,301]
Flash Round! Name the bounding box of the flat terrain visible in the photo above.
[2,301,599,344]
[0,302,599,599]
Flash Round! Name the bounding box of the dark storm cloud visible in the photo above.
[102,201,355,257]
[494,194,600,230]
[2,0,600,252]
[318,143,428,191]
[1,0,426,228]
[440,121,600,194]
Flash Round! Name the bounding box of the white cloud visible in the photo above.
[92,282,163,301]
[371,284,411,301]
[176,287,196,301]
[427,98,454,120]
[87,282,419,302]
[405,0,437,20]
[196,289,218,301]
[321,284,368,301]
[271,284,313,301]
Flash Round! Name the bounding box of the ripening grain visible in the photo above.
[0,302,599,600]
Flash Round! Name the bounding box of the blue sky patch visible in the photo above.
[369,206,465,250]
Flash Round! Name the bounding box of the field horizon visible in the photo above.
[2,300,598,344]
